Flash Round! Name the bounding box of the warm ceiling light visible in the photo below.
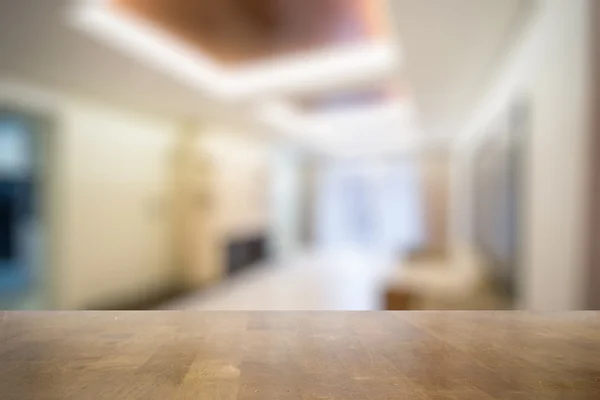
[69,1,227,96]
[69,0,401,100]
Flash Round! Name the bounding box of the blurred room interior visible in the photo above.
[0,0,598,311]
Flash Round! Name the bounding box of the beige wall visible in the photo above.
[0,78,183,309]
[57,101,180,308]
[182,129,271,286]
[419,151,450,252]
[451,0,593,310]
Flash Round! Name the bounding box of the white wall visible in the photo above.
[451,0,593,310]
[523,0,592,310]
[0,78,181,309]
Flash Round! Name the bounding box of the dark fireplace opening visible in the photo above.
[226,235,267,276]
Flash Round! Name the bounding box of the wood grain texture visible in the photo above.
[0,312,599,399]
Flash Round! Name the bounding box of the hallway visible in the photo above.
[0,0,595,311]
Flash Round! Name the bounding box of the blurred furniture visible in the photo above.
[403,246,448,265]
[384,246,510,310]
[384,284,413,310]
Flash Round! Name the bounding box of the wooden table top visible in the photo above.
[0,312,599,399]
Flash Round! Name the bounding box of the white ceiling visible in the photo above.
[387,0,536,140]
[257,99,421,157]
[259,0,535,156]
[0,0,535,146]
[0,0,224,120]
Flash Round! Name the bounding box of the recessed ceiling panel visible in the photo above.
[110,0,390,66]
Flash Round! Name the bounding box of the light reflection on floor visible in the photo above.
[163,249,397,310]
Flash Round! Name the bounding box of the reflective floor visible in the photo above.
[163,250,397,310]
